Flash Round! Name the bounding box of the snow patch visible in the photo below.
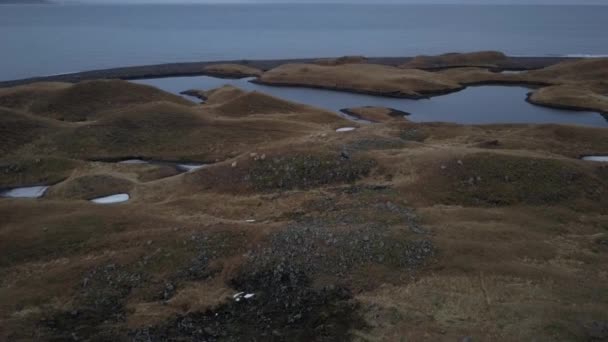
[0,186,49,198]
[582,156,608,162]
[90,193,130,204]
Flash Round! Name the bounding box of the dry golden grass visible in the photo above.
[0,80,192,121]
[401,51,508,69]
[528,83,608,114]
[340,106,410,123]
[0,77,607,341]
[314,55,368,66]
[202,63,262,78]
[257,63,464,98]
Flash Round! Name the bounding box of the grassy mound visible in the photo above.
[215,91,307,116]
[183,85,246,104]
[210,88,349,125]
[46,174,133,200]
[0,107,59,157]
[527,83,608,115]
[0,157,78,188]
[24,101,318,161]
[314,55,368,66]
[202,63,262,78]
[437,67,525,85]
[340,106,410,123]
[249,153,376,191]
[526,58,608,84]
[401,51,508,69]
[257,63,464,99]
[0,82,71,111]
[2,80,192,122]
[422,153,606,209]
[185,148,376,194]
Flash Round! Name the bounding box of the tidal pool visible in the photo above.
[0,186,49,198]
[133,76,608,127]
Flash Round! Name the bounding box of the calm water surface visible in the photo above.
[1,4,608,81]
[133,76,608,127]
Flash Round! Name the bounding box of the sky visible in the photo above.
[65,0,608,4]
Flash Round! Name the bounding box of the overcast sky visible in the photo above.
[66,0,608,4]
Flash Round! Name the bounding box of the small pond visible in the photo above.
[133,76,608,127]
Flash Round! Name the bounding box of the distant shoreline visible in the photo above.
[0,56,577,88]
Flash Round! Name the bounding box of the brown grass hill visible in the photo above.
[20,100,331,162]
[340,106,410,123]
[314,55,368,66]
[410,152,607,212]
[0,82,71,113]
[192,86,350,126]
[522,59,608,115]
[0,157,79,189]
[45,174,134,201]
[401,51,508,70]
[527,82,608,115]
[436,67,525,86]
[256,63,464,99]
[0,106,62,157]
[0,80,193,122]
[202,64,263,78]
[181,85,247,103]
[524,58,608,84]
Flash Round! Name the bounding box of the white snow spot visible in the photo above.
[90,193,130,204]
[336,127,356,132]
[245,219,256,223]
[233,292,255,301]
[582,156,608,162]
[176,164,206,172]
[0,186,49,198]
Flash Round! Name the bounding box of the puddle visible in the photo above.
[90,193,130,204]
[582,156,608,162]
[0,186,49,198]
[336,127,356,132]
[500,70,526,74]
[114,159,206,173]
[133,76,608,127]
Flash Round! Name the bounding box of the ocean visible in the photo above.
[1,4,607,81]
